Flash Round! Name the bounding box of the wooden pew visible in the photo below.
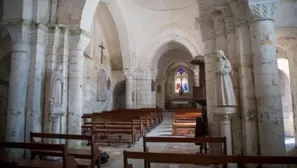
[123,151,297,168]
[82,112,149,135]
[30,132,100,168]
[98,112,148,133]
[91,116,138,147]
[0,141,77,168]
[112,109,158,128]
[142,136,227,168]
[82,113,93,133]
[172,111,202,135]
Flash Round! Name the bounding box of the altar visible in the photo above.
[168,98,194,109]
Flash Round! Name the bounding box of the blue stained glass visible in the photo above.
[179,68,184,74]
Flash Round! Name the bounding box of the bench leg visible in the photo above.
[97,155,101,168]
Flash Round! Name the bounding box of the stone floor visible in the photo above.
[78,112,296,168]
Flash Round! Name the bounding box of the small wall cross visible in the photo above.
[99,42,105,64]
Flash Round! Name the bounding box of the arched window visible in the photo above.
[174,68,189,93]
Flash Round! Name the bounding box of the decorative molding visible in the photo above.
[68,29,90,50]
[124,68,135,80]
[230,2,248,28]
[248,0,277,22]
[211,11,226,37]
[225,17,235,34]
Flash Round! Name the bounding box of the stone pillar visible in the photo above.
[124,68,134,109]
[50,114,63,144]
[222,6,243,156]
[230,1,259,158]
[67,30,90,147]
[25,24,47,142]
[287,47,297,147]
[216,113,234,155]
[248,0,286,156]
[5,21,31,157]
[198,17,220,152]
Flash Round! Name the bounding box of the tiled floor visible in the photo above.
[78,112,296,168]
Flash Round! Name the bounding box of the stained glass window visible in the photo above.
[175,68,189,93]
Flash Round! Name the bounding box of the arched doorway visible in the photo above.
[113,80,126,109]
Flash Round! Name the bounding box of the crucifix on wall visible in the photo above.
[99,42,105,64]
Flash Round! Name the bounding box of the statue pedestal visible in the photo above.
[50,112,64,144]
[213,105,237,168]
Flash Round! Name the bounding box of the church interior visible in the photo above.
[1,0,297,167]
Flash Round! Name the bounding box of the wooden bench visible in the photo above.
[143,136,227,168]
[172,112,202,135]
[30,132,100,168]
[0,141,77,168]
[91,117,137,147]
[112,109,158,128]
[123,151,297,168]
[97,112,148,134]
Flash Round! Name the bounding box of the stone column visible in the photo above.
[248,0,286,156]
[50,114,63,144]
[67,30,90,147]
[222,6,243,156]
[5,21,31,157]
[287,46,297,147]
[198,17,220,152]
[25,24,47,142]
[216,113,234,155]
[124,68,134,109]
[230,1,259,157]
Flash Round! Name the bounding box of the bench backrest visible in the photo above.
[143,136,226,155]
[0,142,69,168]
[123,151,297,168]
[30,132,96,158]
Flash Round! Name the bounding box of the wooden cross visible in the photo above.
[99,42,105,64]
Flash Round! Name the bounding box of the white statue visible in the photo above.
[51,64,64,107]
[216,50,237,106]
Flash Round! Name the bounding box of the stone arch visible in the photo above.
[140,27,201,70]
[97,69,107,101]
[113,80,126,109]
[78,0,132,68]
[162,61,194,109]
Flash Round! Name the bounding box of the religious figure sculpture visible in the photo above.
[107,77,111,90]
[215,50,237,106]
[151,79,156,92]
[51,64,64,107]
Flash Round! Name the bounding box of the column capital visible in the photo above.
[197,17,215,42]
[0,21,32,44]
[211,11,226,37]
[221,8,235,34]
[248,0,278,22]
[229,2,248,28]
[124,68,135,79]
[68,29,90,50]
